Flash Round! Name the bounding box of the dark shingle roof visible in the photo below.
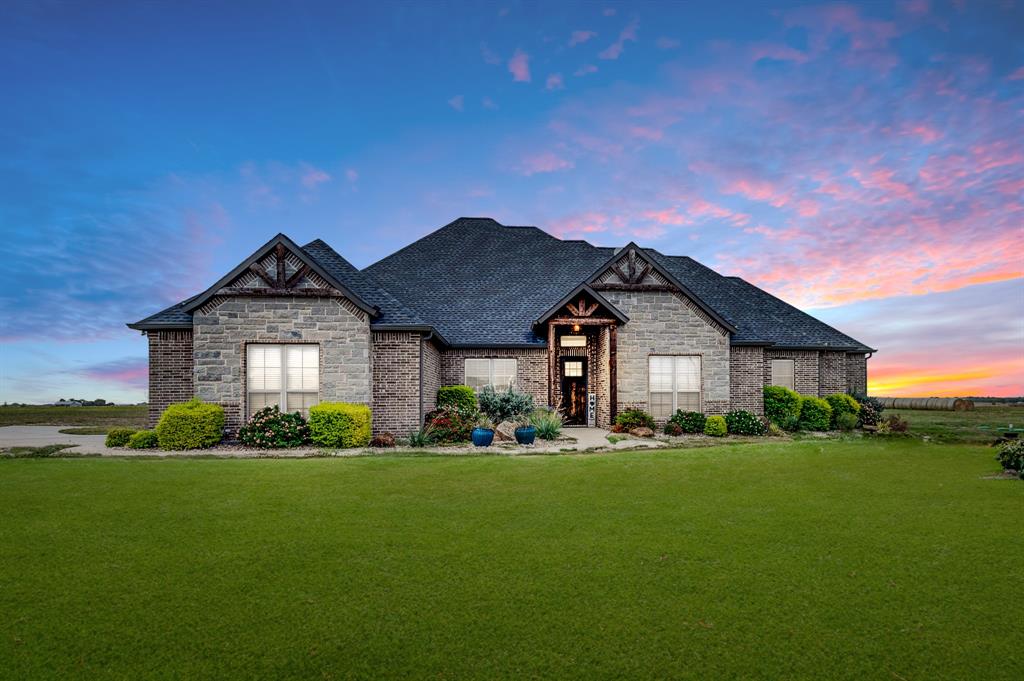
[129,217,872,352]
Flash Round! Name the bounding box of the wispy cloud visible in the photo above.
[574,64,598,77]
[599,18,638,60]
[79,357,148,390]
[508,49,531,82]
[569,30,597,47]
[300,164,331,188]
[655,36,680,50]
[448,94,464,111]
[516,151,574,176]
[545,73,564,91]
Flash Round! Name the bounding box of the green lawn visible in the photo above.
[1,439,1021,680]
[0,405,147,428]
[888,404,1024,444]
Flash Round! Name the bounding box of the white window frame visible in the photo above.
[648,355,702,418]
[246,344,320,419]
[464,358,517,392]
[770,359,796,391]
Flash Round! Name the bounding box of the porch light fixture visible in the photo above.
[572,323,581,332]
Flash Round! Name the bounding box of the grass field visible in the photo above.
[1,439,1021,679]
[888,404,1024,444]
[0,405,147,429]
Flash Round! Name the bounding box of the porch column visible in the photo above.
[609,323,617,422]
[547,321,556,408]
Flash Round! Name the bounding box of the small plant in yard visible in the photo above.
[835,412,859,431]
[725,410,767,436]
[875,414,910,435]
[369,432,396,448]
[615,409,655,431]
[664,422,683,436]
[668,410,706,434]
[851,393,884,427]
[436,385,477,413]
[105,428,136,448]
[798,397,833,432]
[609,423,625,433]
[477,386,534,425]
[530,409,563,440]
[422,407,476,444]
[239,406,310,449]
[155,398,225,450]
[825,394,861,429]
[995,440,1024,478]
[763,386,801,426]
[606,434,627,444]
[308,402,372,448]
[703,415,727,437]
[127,430,159,449]
[407,428,433,447]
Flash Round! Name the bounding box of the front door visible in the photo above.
[560,358,588,425]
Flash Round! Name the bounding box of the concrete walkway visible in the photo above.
[0,426,116,454]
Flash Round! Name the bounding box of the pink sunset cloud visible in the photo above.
[546,73,565,91]
[574,64,598,77]
[508,49,531,82]
[569,30,596,47]
[599,18,638,60]
[80,358,148,390]
[300,166,331,188]
[516,151,574,176]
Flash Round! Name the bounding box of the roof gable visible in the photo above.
[533,283,629,326]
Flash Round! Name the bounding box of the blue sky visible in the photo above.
[1,0,1022,402]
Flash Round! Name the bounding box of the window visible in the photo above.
[649,355,701,419]
[770,359,795,390]
[560,335,586,347]
[247,344,319,418]
[564,360,583,377]
[464,358,517,392]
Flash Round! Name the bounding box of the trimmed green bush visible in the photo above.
[763,386,801,426]
[155,398,225,450]
[825,394,860,428]
[477,386,534,424]
[616,409,655,430]
[725,410,767,436]
[704,415,727,437]
[239,406,310,449]
[835,412,859,431]
[437,385,477,413]
[664,422,683,436]
[127,430,159,449]
[996,440,1024,476]
[105,428,136,448]
[668,410,706,434]
[308,402,372,448]
[423,407,476,444]
[798,397,833,431]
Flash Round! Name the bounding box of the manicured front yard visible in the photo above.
[0,405,147,428]
[1,439,1020,679]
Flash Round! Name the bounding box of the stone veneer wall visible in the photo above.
[846,354,868,394]
[191,296,371,434]
[603,290,730,417]
[371,331,422,436]
[595,326,611,427]
[421,337,442,415]
[439,347,548,407]
[147,330,195,427]
[764,349,820,397]
[729,345,765,414]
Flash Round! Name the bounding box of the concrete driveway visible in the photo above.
[0,426,114,454]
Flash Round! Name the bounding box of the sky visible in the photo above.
[1,0,1021,403]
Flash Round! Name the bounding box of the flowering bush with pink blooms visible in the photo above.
[239,405,310,449]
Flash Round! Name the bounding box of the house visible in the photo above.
[128,217,874,434]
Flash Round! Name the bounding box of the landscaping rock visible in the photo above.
[495,421,517,442]
[629,427,655,438]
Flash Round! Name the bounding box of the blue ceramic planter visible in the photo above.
[471,427,495,447]
[514,426,537,445]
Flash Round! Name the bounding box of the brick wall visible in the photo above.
[439,347,548,407]
[603,290,730,418]
[191,295,371,434]
[764,349,819,396]
[371,331,422,436]
[729,345,764,414]
[147,330,194,427]
[818,351,848,396]
[846,353,868,394]
[421,337,442,414]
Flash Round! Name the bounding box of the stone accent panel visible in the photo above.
[846,353,868,394]
[764,349,819,396]
[818,351,848,396]
[192,296,371,434]
[729,345,764,414]
[421,337,442,415]
[147,330,194,427]
[439,347,548,407]
[603,290,730,420]
[371,331,421,436]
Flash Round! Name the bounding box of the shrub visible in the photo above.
[668,410,706,434]
[725,409,767,436]
[664,422,683,436]
[763,386,801,425]
[407,429,433,447]
[851,392,884,427]
[616,409,655,430]
[127,430,158,449]
[798,397,833,431]
[825,394,861,428]
[370,433,396,448]
[437,385,477,413]
[996,440,1024,475]
[876,414,909,435]
[155,398,225,450]
[105,428,136,448]
[423,407,475,444]
[239,406,310,449]
[477,386,534,424]
[531,409,563,440]
[704,415,727,437]
[609,423,625,433]
[835,412,859,431]
[308,402,372,448]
